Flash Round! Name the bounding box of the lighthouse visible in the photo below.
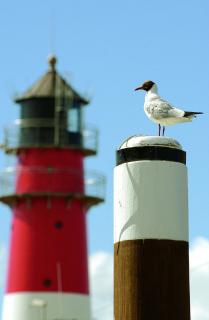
[0,56,105,320]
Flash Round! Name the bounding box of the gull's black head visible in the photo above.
[135,80,155,92]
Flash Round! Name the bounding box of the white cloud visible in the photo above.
[89,251,113,320]
[190,237,209,320]
[89,238,209,320]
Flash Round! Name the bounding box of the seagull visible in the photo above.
[135,80,203,136]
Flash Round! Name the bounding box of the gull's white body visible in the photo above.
[144,84,193,126]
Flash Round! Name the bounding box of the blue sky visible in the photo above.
[0,0,209,318]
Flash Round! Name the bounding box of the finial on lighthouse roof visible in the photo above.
[48,54,57,71]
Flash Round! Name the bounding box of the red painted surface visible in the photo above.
[6,148,89,294]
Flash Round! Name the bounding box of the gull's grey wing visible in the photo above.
[146,98,184,119]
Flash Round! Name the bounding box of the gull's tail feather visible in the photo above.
[184,111,203,118]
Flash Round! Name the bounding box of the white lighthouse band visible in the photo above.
[2,292,91,320]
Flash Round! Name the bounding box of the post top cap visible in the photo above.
[119,135,182,150]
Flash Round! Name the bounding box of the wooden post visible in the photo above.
[114,136,190,320]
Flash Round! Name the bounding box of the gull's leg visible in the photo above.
[158,124,161,136]
[162,126,165,136]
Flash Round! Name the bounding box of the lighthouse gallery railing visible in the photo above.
[3,121,98,155]
[0,167,105,205]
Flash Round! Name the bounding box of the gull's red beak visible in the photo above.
[134,85,143,91]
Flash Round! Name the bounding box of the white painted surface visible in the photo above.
[119,135,182,150]
[2,292,91,320]
[114,160,188,243]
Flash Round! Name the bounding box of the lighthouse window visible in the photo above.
[54,220,63,229]
[68,107,82,132]
[43,278,52,287]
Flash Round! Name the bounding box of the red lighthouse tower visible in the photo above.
[0,56,105,320]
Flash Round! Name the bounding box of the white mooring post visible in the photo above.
[114,136,190,320]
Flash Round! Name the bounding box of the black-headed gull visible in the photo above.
[135,80,203,136]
